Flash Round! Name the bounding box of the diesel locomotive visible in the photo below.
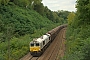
[29,24,67,56]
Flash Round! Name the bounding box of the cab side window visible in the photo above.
[43,41,45,45]
[49,37,51,40]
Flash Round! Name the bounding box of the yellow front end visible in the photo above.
[30,46,41,52]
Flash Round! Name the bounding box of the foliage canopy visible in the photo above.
[62,0,90,60]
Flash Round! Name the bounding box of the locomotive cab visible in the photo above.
[30,40,42,56]
[30,42,41,52]
[30,34,51,56]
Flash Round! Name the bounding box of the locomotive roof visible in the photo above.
[30,34,50,43]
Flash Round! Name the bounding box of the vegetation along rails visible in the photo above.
[20,24,67,60]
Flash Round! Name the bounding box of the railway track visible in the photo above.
[20,28,66,60]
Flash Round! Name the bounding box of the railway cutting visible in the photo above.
[20,25,67,60]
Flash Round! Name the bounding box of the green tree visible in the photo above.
[10,0,14,2]
[75,0,90,59]
[34,3,44,15]
[0,0,1,5]
[13,0,30,7]
[57,10,70,23]
[62,0,90,60]
[0,0,10,5]
[57,10,70,20]
[75,0,90,26]
[0,20,3,31]
[67,12,75,25]
[44,6,49,16]
[33,0,42,5]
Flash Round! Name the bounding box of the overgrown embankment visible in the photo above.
[0,4,61,60]
[61,0,90,60]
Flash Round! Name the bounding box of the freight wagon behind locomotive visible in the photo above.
[29,24,67,56]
